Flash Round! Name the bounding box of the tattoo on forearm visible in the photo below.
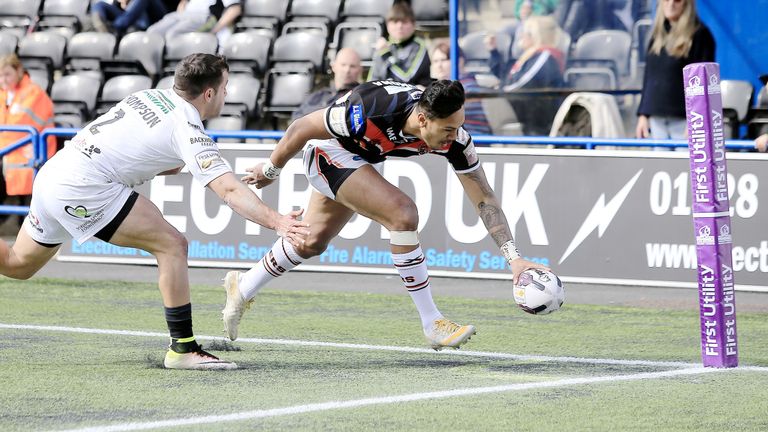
[465,170,493,194]
[478,201,514,247]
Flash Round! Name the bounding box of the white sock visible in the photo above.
[392,246,442,329]
[240,238,302,300]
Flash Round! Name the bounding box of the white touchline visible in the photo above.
[53,367,721,432]
[0,322,703,368]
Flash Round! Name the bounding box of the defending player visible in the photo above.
[0,54,309,370]
[223,79,548,349]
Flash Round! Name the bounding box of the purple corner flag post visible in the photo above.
[683,63,738,368]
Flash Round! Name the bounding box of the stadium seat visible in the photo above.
[206,116,247,143]
[26,68,51,93]
[163,32,219,75]
[0,0,41,35]
[720,79,754,139]
[330,22,382,66]
[236,0,289,33]
[103,31,165,79]
[36,0,90,35]
[410,0,449,31]
[460,30,512,74]
[630,18,653,67]
[18,31,68,89]
[263,68,314,124]
[564,67,617,90]
[96,75,153,116]
[280,20,330,40]
[341,0,393,22]
[271,31,327,72]
[288,0,342,26]
[51,73,102,127]
[154,75,174,89]
[222,31,272,77]
[221,74,261,119]
[0,31,19,56]
[66,32,117,76]
[570,29,632,81]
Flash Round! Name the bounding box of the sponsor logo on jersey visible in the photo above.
[71,138,102,159]
[463,142,478,165]
[195,150,225,171]
[187,122,204,132]
[350,104,364,134]
[27,212,43,233]
[328,106,349,136]
[189,136,216,146]
[385,126,397,142]
[65,205,91,219]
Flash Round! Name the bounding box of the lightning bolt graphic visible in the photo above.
[559,170,643,265]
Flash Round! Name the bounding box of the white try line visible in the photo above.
[53,367,723,432]
[4,322,762,370]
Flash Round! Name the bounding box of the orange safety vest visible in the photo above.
[0,74,56,196]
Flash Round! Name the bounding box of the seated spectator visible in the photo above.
[490,15,565,90]
[489,15,565,135]
[291,48,363,123]
[147,0,242,46]
[430,42,492,136]
[0,54,56,207]
[368,1,432,87]
[92,0,168,36]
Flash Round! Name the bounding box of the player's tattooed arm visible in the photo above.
[457,168,515,248]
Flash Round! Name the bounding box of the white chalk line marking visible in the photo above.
[52,367,722,432]
[0,322,706,368]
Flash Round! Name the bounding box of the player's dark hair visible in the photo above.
[173,53,229,99]
[418,79,465,119]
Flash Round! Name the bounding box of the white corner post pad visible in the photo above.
[389,230,420,246]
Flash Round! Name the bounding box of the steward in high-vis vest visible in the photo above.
[0,54,56,196]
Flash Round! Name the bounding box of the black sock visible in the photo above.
[164,303,200,353]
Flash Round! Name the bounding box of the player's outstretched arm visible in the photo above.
[457,167,549,284]
[243,109,334,188]
[208,172,310,247]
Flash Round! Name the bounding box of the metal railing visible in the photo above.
[0,126,41,216]
[0,126,757,216]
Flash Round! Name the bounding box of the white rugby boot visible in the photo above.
[424,318,476,351]
[221,271,254,341]
[164,348,237,370]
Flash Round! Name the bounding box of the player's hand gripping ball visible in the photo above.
[513,269,565,315]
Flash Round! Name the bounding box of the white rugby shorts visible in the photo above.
[302,139,382,199]
[24,156,135,245]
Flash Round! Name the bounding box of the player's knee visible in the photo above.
[154,230,188,259]
[296,235,328,258]
[387,197,418,231]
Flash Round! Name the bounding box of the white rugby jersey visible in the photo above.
[62,88,230,188]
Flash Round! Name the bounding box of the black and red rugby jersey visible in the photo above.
[322,80,480,173]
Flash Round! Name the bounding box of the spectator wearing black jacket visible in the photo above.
[636,0,715,140]
[291,48,362,123]
[489,15,566,135]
